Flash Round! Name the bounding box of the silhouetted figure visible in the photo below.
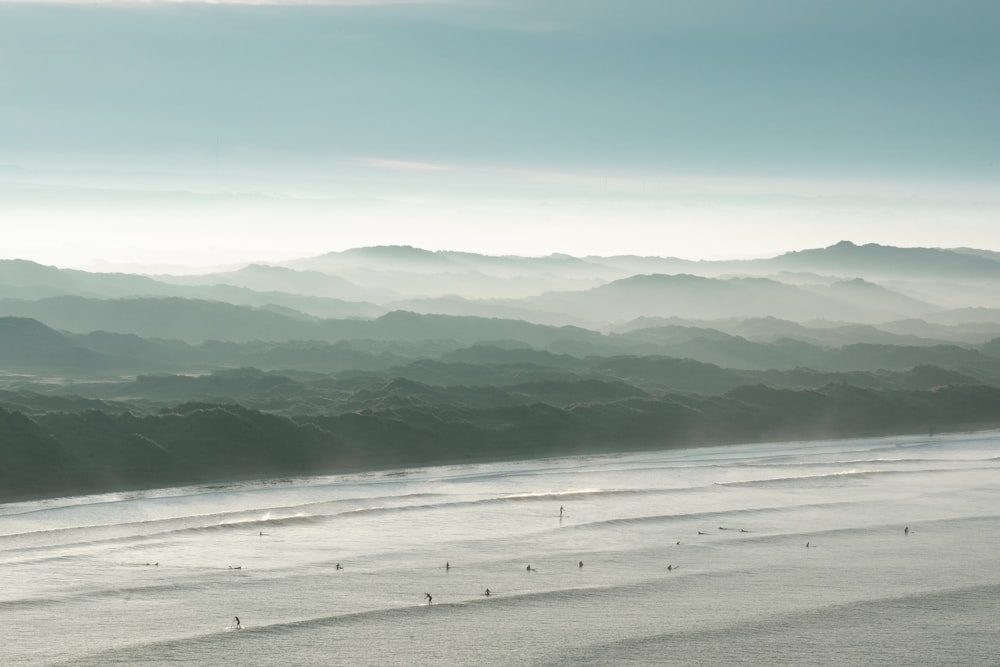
[485,588,490,596]
[806,542,810,548]
[904,526,909,535]
[667,564,672,571]
[578,561,583,568]
[336,563,343,570]
[560,506,564,518]
[234,616,241,630]
[446,562,450,571]
[526,564,534,572]
[425,593,433,604]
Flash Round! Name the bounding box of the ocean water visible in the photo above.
[1,431,998,666]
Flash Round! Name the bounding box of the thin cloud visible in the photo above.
[365,158,452,173]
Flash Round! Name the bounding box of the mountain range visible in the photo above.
[5,240,1000,502]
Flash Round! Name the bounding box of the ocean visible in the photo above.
[1,431,998,666]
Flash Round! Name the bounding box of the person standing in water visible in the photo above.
[234,616,242,630]
[560,506,564,519]
[425,593,433,604]
[904,526,909,535]
[485,588,490,596]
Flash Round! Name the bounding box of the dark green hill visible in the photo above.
[6,378,1000,502]
[0,297,602,347]
[0,406,95,499]
[440,345,585,370]
[0,316,116,373]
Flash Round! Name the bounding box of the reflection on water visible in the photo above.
[1,431,998,666]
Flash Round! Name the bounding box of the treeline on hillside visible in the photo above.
[7,314,1000,380]
[3,383,998,502]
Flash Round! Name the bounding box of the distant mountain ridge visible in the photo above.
[761,240,1000,282]
[6,241,1000,349]
[521,273,939,324]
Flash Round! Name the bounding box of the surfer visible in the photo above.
[446,562,450,571]
[234,616,241,630]
[425,593,433,604]
[667,564,672,571]
[697,531,706,535]
[485,588,490,596]
[336,563,343,570]
[560,506,564,518]
[676,540,681,545]
[526,564,534,572]
[904,526,909,535]
[806,542,810,548]
[578,561,583,568]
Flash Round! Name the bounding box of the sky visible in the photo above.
[1,0,999,270]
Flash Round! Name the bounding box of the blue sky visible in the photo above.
[1,0,998,269]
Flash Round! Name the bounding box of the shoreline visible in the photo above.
[5,424,995,508]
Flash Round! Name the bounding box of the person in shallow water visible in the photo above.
[485,588,490,596]
[905,526,909,535]
[234,616,241,630]
[425,593,433,604]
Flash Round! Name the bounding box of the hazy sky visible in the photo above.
[2,0,998,269]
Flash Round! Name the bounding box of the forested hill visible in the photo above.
[3,384,998,502]
[5,241,1000,502]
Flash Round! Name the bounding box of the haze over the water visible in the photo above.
[2,0,999,269]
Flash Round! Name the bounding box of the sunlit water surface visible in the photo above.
[2,431,998,665]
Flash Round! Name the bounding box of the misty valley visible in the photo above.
[5,240,1000,503]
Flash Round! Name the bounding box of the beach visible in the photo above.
[1,431,998,666]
